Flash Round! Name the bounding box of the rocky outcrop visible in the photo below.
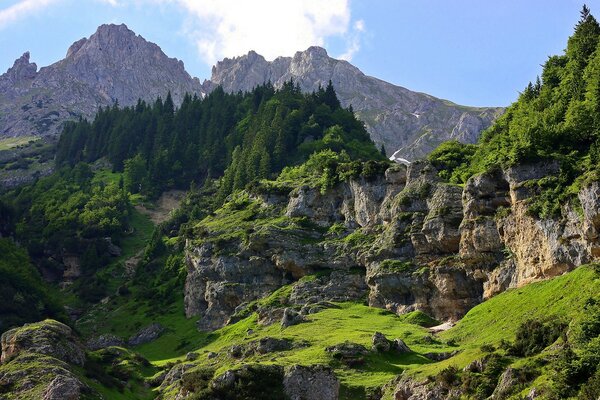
[86,333,125,350]
[1,319,85,365]
[0,320,91,399]
[184,160,600,331]
[0,24,202,138]
[128,322,165,346]
[283,365,339,400]
[204,47,503,159]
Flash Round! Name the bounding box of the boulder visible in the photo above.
[42,375,83,400]
[283,365,339,400]
[86,334,125,351]
[281,308,305,328]
[1,320,85,366]
[491,367,518,399]
[128,323,164,346]
[325,341,369,366]
[393,338,412,354]
[371,332,391,352]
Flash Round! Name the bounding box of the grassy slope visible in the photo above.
[165,302,454,398]
[409,265,599,379]
[70,171,599,399]
[0,136,39,150]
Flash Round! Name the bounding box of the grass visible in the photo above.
[77,294,202,363]
[410,265,600,378]
[0,136,39,150]
[173,302,453,397]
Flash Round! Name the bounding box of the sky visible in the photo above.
[0,0,597,107]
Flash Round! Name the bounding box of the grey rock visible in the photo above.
[255,337,294,354]
[283,365,339,400]
[42,375,82,400]
[211,370,236,390]
[393,338,412,354]
[491,367,518,399]
[158,363,193,392]
[371,331,391,352]
[0,24,202,139]
[325,341,369,366]
[128,323,164,346]
[391,375,448,400]
[526,387,540,399]
[281,308,305,328]
[86,334,125,350]
[185,352,199,361]
[1,320,85,366]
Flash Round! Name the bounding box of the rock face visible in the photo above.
[1,319,85,365]
[202,47,503,159]
[283,365,339,400]
[0,24,202,138]
[0,320,90,400]
[184,160,600,331]
[128,322,165,346]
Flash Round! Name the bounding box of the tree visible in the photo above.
[123,154,147,194]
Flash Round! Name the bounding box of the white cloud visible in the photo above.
[176,0,347,63]
[0,0,61,29]
[170,0,362,64]
[338,19,365,61]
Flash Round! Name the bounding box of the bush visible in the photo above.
[508,318,566,357]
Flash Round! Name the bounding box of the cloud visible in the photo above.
[0,0,61,29]
[338,19,365,61]
[171,0,362,64]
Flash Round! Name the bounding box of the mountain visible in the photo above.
[0,24,202,138]
[1,25,501,161]
[201,47,504,158]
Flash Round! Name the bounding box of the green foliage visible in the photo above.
[0,239,65,333]
[507,318,566,357]
[427,140,477,183]
[430,7,600,214]
[56,83,382,202]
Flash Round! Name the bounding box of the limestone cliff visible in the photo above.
[183,161,600,331]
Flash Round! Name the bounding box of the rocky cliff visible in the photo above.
[202,47,504,159]
[0,24,202,138]
[183,160,600,331]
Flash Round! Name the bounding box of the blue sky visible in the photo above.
[0,0,596,107]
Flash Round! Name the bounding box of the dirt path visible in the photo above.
[428,321,455,334]
[134,190,186,225]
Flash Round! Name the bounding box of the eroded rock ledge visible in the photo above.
[184,161,600,330]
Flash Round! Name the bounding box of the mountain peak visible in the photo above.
[301,46,329,58]
[94,23,134,36]
[0,23,203,138]
[3,51,37,82]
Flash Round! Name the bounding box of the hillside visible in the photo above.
[1,6,600,400]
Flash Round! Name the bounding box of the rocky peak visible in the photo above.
[1,23,203,138]
[3,52,37,82]
[65,38,88,58]
[297,46,329,59]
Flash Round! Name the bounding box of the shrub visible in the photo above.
[508,318,566,357]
